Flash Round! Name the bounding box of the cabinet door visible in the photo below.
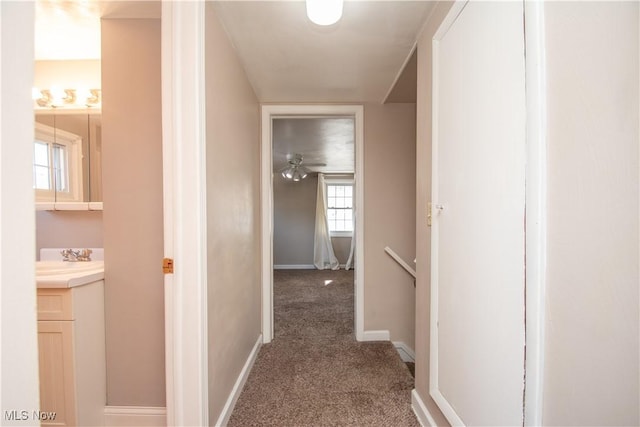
[38,321,76,426]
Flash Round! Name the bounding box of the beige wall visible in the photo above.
[101,18,165,407]
[363,102,417,349]
[204,3,262,423]
[542,3,639,425]
[35,211,103,259]
[34,59,101,91]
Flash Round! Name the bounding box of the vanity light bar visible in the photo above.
[33,87,101,109]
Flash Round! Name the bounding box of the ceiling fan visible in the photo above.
[280,153,326,181]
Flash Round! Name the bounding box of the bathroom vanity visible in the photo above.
[36,260,105,426]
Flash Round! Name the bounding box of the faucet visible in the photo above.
[61,248,92,262]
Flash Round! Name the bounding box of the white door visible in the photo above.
[430,1,526,426]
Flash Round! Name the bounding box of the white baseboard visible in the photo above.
[360,330,390,341]
[104,406,166,427]
[273,264,315,270]
[411,389,438,427]
[215,334,262,427]
[393,341,416,362]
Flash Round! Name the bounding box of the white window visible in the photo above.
[34,122,83,202]
[326,180,353,236]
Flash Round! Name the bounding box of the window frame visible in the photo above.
[324,177,354,237]
[34,122,83,202]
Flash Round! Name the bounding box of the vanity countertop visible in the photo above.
[36,261,104,288]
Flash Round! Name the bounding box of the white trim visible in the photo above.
[273,264,316,270]
[0,1,40,416]
[323,177,354,185]
[261,105,364,344]
[393,341,416,363]
[411,390,438,427]
[329,231,353,238]
[361,330,390,341]
[161,2,208,426]
[260,107,274,343]
[214,335,263,427]
[324,179,355,237]
[35,201,104,211]
[523,1,547,425]
[51,202,89,210]
[104,406,167,427]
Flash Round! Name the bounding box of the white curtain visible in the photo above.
[314,173,340,270]
[345,201,356,270]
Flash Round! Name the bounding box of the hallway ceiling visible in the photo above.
[213,1,434,103]
[35,1,423,171]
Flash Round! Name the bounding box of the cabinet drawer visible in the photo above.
[37,289,73,320]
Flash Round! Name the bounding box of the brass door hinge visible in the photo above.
[163,258,174,274]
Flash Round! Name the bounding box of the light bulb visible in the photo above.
[306,0,343,26]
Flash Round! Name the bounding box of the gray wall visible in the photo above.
[273,175,317,266]
[273,174,353,267]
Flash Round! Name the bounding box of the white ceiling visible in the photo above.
[273,118,355,174]
[35,0,428,174]
[213,1,434,103]
[35,0,160,60]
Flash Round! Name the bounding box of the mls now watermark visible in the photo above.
[4,410,57,422]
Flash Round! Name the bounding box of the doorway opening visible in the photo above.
[261,105,365,343]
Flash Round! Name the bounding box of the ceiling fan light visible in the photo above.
[282,167,294,179]
[306,0,343,26]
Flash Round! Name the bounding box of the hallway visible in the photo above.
[228,270,418,426]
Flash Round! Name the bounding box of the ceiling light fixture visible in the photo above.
[33,86,101,109]
[306,0,343,26]
[281,154,310,182]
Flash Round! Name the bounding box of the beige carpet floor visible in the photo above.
[227,269,419,427]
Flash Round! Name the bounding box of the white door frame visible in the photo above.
[0,0,41,414]
[260,105,365,343]
[522,1,547,425]
[161,2,209,426]
[428,0,547,425]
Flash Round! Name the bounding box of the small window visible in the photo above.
[34,122,83,202]
[326,182,353,236]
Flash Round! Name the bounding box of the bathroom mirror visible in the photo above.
[34,111,102,208]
